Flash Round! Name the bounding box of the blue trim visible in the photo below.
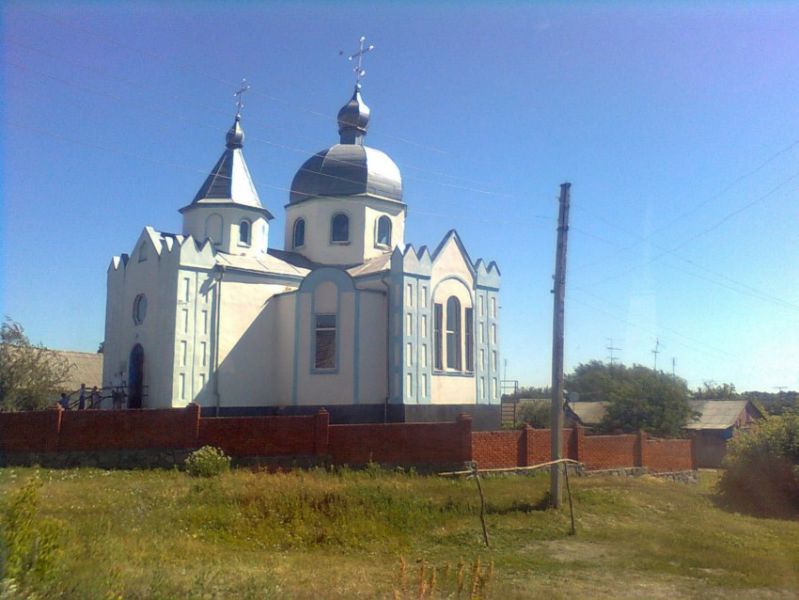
[430,275,475,304]
[291,295,301,406]
[310,289,341,376]
[299,268,356,377]
[353,292,361,404]
[474,283,500,292]
[432,370,475,378]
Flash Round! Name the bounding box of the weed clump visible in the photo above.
[718,413,799,517]
[394,556,493,599]
[185,446,231,478]
[0,472,61,592]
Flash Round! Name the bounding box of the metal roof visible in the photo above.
[214,250,312,278]
[182,116,272,218]
[289,144,403,205]
[289,87,403,205]
[684,400,757,430]
[566,401,608,426]
[566,399,761,431]
[346,252,392,277]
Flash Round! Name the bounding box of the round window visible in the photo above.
[132,294,148,325]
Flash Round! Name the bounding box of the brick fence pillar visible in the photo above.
[573,426,585,463]
[522,425,532,467]
[186,402,201,448]
[46,405,64,452]
[637,430,648,468]
[457,413,473,462]
[314,409,330,455]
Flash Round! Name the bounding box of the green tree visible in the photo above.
[718,413,799,516]
[0,318,71,412]
[693,381,738,399]
[501,386,550,403]
[740,390,798,416]
[565,361,693,437]
[515,399,550,429]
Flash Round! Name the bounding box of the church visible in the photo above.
[102,77,501,422]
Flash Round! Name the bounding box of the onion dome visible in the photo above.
[337,86,371,144]
[289,87,403,205]
[225,115,245,149]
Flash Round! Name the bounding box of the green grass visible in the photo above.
[1,466,797,599]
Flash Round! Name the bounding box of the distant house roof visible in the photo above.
[566,398,764,432]
[684,400,763,431]
[52,350,104,392]
[565,401,608,427]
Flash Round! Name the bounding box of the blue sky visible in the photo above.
[2,2,798,392]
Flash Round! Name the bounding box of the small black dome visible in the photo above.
[337,86,370,144]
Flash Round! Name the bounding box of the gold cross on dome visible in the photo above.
[346,36,375,88]
[234,79,251,117]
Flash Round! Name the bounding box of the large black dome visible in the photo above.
[289,143,403,204]
[289,86,403,205]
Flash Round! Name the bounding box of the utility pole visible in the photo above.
[652,337,661,372]
[550,182,571,509]
[606,338,622,367]
[671,357,676,378]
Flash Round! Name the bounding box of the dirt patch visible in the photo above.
[533,539,614,563]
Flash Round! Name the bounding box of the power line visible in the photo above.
[8,14,799,320]
[10,51,798,318]
[568,176,799,314]
[651,337,661,372]
[571,286,743,362]
[571,137,799,272]
[568,294,754,381]
[5,54,529,204]
[605,338,622,366]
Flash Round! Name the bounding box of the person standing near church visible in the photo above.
[59,393,70,410]
[90,386,101,409]
[78,384,86,410]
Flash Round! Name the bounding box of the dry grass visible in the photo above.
[1,467,797,598]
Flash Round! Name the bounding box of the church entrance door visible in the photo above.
[128,344,144,409]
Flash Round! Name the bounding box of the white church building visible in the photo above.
[102,83,501,423]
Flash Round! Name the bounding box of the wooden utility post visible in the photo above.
[550,182,571,508]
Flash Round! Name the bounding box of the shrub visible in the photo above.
[717,413,799,516]
[185,446,231,478]
[0,472,61,587]
[516,400,550,429]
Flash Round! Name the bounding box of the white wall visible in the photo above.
[182,206,269,257]
[284,196,405,265]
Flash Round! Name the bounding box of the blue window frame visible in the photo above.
[314,314,336,369]
[239,220,251,245]
[376,216,391,247]
[293,218,306,248]
[331,213,349,243]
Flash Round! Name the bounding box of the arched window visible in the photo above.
[239,220,251,246]
[331,213,349,243]
[293,218,306,248]
[376,216,392,247]
[446,296,462,370]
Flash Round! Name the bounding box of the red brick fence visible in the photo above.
[0,405,694,471]
[471,427,694,471]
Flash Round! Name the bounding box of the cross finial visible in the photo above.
[234,79,251,117]
[344,36,375,88]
